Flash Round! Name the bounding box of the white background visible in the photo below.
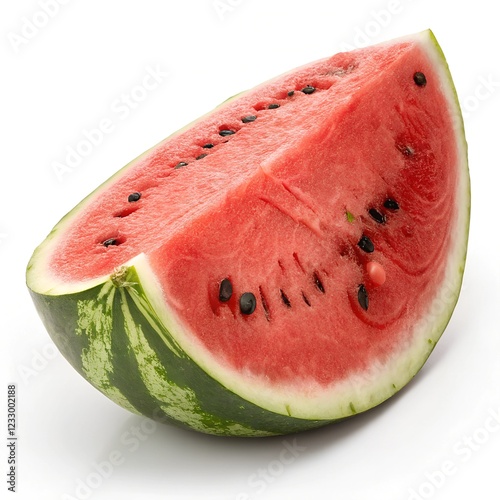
[1,1,499,499]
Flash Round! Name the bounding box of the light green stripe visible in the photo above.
[75,285,139,415]
[126,284,183,358]
[120,288,273,436]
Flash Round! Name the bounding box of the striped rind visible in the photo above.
[29,263,327,435]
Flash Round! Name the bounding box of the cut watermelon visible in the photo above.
[27,30,469,436]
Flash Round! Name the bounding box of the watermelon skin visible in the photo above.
[29,265,326,436]
[27,30,469,436]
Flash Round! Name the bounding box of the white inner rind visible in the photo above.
[26,149,152,295]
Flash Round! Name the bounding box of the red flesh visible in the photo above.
[49,40,458,386]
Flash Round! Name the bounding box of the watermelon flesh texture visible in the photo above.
[27,30,469,434]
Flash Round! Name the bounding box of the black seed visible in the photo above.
[219,129,235,137]
[287,90,295,97]
[302,291,311,307]
[174,161,188,169]
[196,153,208,160]
[242,115,257,123]
[280,289,291,308]
[358,285,369,311]
[368,208,386,224]
[413,71,427,87]
[358,235,374,253]
[397,143,415,156]
[202,143,214,149]
[127,192,141,202]
[313,272,325,293]
[383,198,400,211]
[239,292,256,315]
[259,286,270,321]
[102,238,118,247]
[301,85,316,94]
[268,103,280,109]
[218,278,232,302]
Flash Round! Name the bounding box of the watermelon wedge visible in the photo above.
[27,30,469,436]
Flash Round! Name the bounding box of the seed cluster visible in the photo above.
[165,83,320,174]
[214,191,401,317]
[99,81,324,251]
[356,198,400,311]
[101,70,420,324]
[352,65,423,310]
[216,266,326,318]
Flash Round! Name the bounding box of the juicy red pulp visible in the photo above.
[49,40,458,387]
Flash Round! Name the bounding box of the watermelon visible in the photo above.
[27,30,469,437]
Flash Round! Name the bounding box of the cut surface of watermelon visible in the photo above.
[27,30,469,435]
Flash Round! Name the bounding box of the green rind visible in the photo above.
[426,29,471,340]
[29,266,327,436]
